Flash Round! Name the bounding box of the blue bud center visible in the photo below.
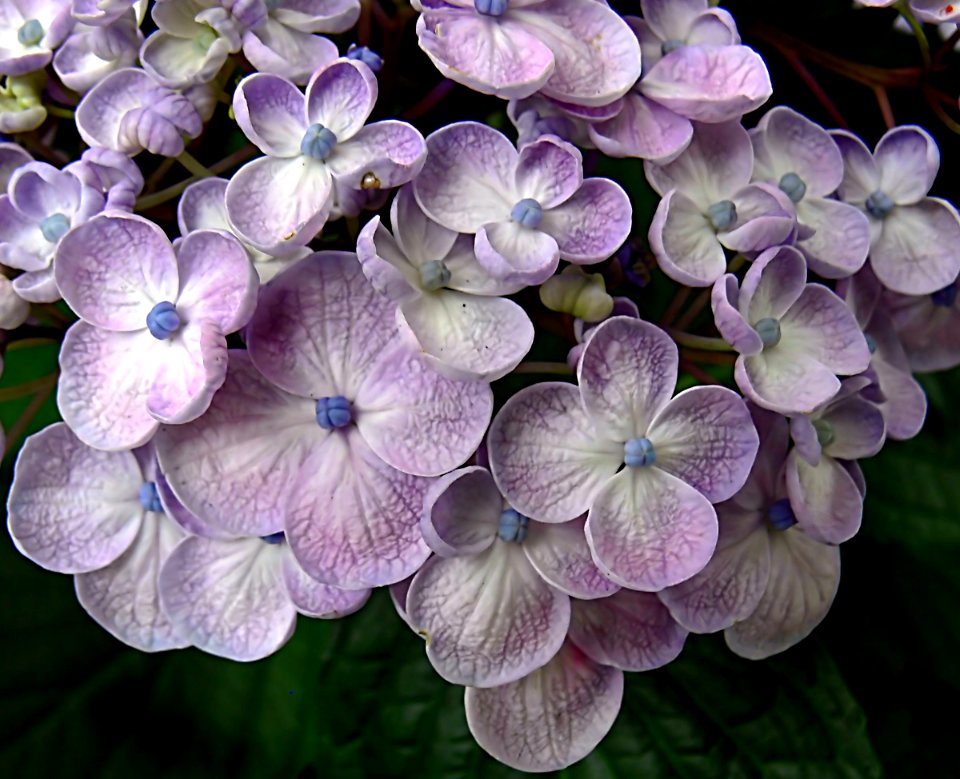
[17,19,43,47]
[661,38,685,55]
[624,437,656,468]
[813,419,835,448]
[511,198,542,229]
[39,212,70,243]
[931,281,958,308]
[754,317,782,348]
[865,333,877,354]
[497,508,529,543]
[865,190,895,219]
[301,124,338,161]
[778,172,807,203]
[707,200,737,231]
[767,498,797,531]
[139,482,163,513]
[475,0,508,16]
[146,301,181,340]
[346,44,383,72]
[316,395,352,429]
[419,260,451,291]
[261,531,285,544]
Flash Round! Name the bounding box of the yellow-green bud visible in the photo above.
[539,266,614,323]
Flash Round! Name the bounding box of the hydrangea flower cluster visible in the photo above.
[1,0,957,772]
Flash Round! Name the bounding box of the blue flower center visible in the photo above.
[419,260,451,291]
[707,200,737,231]
[511,198,542,229]
[865,190,895,219]
[139,482,163,513]
[497,508,529,543]
[475,0,508,16]
[778,172,807,203]
[931,281,958,308]
[265,0,282,10]
[813,419,835,448]
[865,333,877,354]
[301,124,338,161]
[39,212,70,243]
[316,395,352,429]
[261,531,285,544]
[346,44,383,73]
[17,19,43,47]
[754,317,782,348]
[661,38,685,55]
[624,437,656,468]
[146,301,181,340]
[767,498,797,531]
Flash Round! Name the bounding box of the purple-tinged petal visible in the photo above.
[541,178,632,264]
[354,342,493,477]
[421,466,500,557]
[718,183,796,253]
[712,274,763,355]
[0,275,28,329]
[390,575,414,627]
[7,422,143,574]
[57,324,159,450]
[790,415,822,467]
[8,162,81,221]
[11,268,58,303]
[786,450,862,545]
[285,429,432,589]
[585,466,718,591]
[875,125,939,204]
[233,72,308,157]
[569,589,688,670]
[474,220,559,285]
[391,183,459,265]
[54,213,179,331]
[356,216,418,302]
[305,58,377,141]
[522,516,620,600]
[647,386,760,503]
[832,130,879,204]
[443,234,525,296]
[725,530,840,659]
[739,244,807,323]
[272,0,361,31]
[577,316,678,441]
[514,136,582,209]
[872,352,927,440]
[242,19,339,84]
[820,398,886,461]
[177,177,232,234]
[489,382,623,523]
[155,350,318,538]
[174,229,257,331]
[0,197,51,273]
[780,284,871,375]
[153,470,232,540]
[0,141,32,190]
[224,155,333,255]
[140,30,231,88]
[76,513,189,652]
[590,92,693,161]
[325,120,427,190]
[465,640,623,773]
[408,544,570,687]
[280,548,370,618]
[736,350,840,416]
[158,536,296,661]
[648,189,726,286]
[752,106,843,196]
[796,197,870,279]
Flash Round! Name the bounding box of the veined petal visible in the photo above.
[514,136,582,208]
[522,516,620,600]
[832,130,879,204]
[796,197,871,279]
[648,189,726,287]
[241,20,339,84]
[736,350,840,416]
[740,244,807,324]
[779,284,871,375]
[325,120,427,190]
[233,72,308,156]
[589,92,693,161]
[753,106,843,196]
[391,183,459,265]
[474,221,559,286]
[280,548,371,618]
[820,397,886,461]
[540,178,632,264]
[305,58,378,140]
[712,274,763,355]
[875,125,939,205]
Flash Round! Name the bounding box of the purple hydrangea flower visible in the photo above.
[712,245,872,414]
[0,160,105,303]
[54,213,258,450]
[646,120,797,286]
[883,273,960,372]
[242,0,358,84]
[833,125,960,295]
[65,146,144,212]
[661,406,841,659]
[226,59,427,254]
[76,67,206,157]
[0,0,74,76]
[155,252,493,589]
[589,1,772,161]
[413,121,631,286]
[507,93,605,149]
[566,295,640,370]
[7,423,189,651]
[0,141,31,187]
[53,7,142,93]
[413,0,641,106]
[489,316,760,591]
[751,106,871,278]
[357,185,534,381]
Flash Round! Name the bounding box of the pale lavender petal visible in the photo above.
[873,353,927,440]
[832,130,879,204]
[736,350,840,415]
[820,398,886,460]
[324,120,427,190]
[356,216,418,302]
[465,641,623,773]
[712,274,763,355]
[589,92,693,161]
[408,544,570,687]
[785,450,863,545]
[875,125,939,204]
[540,178,632,264]
[740,245,807,323]
[488,382,623,523]
[421,466,500,557]
[568,589,688,671]
[718,183,796,253]
[11,269,58,303]
[242,19,339,84]
[648,189,726,287]
[513,136,582,208]
[522,516,620,600]
[153,470,232,540]
[233,72,308,157]
[389,576,414,627]
[7,422,142,574]
[753,106,843,196]
[158,536,297,661]
[640,0,710,41]
[796,197,871,279]
[790,414,822,467]
[391,183,459,265]
[585,466,718,591]
[780,284,871,375]
[280,549,371,618]
[474,220,559,286]
[305,58,377,140]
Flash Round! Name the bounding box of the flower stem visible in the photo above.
[2,375,56,460]
[897,2,931,68]
[669,329,732,352]
[46,104,74,120]
[0,372,59,401]
[513,361,575,376]
[177,151,213,178]
[136,145,257,211]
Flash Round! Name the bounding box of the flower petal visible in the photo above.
[712,274,763,355]
[513,135,582,208]
[474,220,559,285]
[779,284,871,375]
[421,466,500,557]
[233,72,307,157]
[590,92,693,161]
[736,350,840,415]
[796,197,871,279]
[522,516,620,600]
[280,548,371,618]
[540,178,632,264]
[324,120,427,189]
[648,189,726,286]
[875,125,938,204]
[785,450,863,545]
[305,58,377,140]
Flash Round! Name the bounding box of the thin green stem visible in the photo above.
[669,329,733,352]
[2,376,56,459]
[0,372,59,402]
[177,150,214,178]
[513,361,575,376]
[136,145,257,211]
[46,104,75,120]
[898,2,931,68]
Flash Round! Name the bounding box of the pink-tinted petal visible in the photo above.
[465,640,623,773]
[280,548,371,618]
[785,450,862,545]
[780,284,871,375]
[421,466,500,557]
[54,213,179,331]
[153,470,232,540]
[158,536,297,661]
[408,543,570,687]
[354,342,493,477]
[725,530,840,659]
[488,382,622,523]
[233,72,307,157]
[474,220,559,285]
[305,58,377,140]
[522,516,620,600]
[76,513,189,652]
[585,466,718,591]
[648,189,726,286]
[285,430,432,588]
[873,352,927,441]
[513,135,582,208]
[578,316,678,441]
[875,125,938,204]
[590,92,693,161]
[541,178,632,264]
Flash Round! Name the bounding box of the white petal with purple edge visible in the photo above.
[779,284,871,375]
[305,58,378,141]
[875,125,939,205]
[523,516,620,600]
[649,189,726,286]
[736,350,840,415]
[796,197,871,279]
[242,20,339,85]
[540,178,632,264]
[590,91,693,162]
[324,120,427,189]
[474,221,559,285]
[712,274,763,355]
[391,183,459,265]
[513,135,582,208]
